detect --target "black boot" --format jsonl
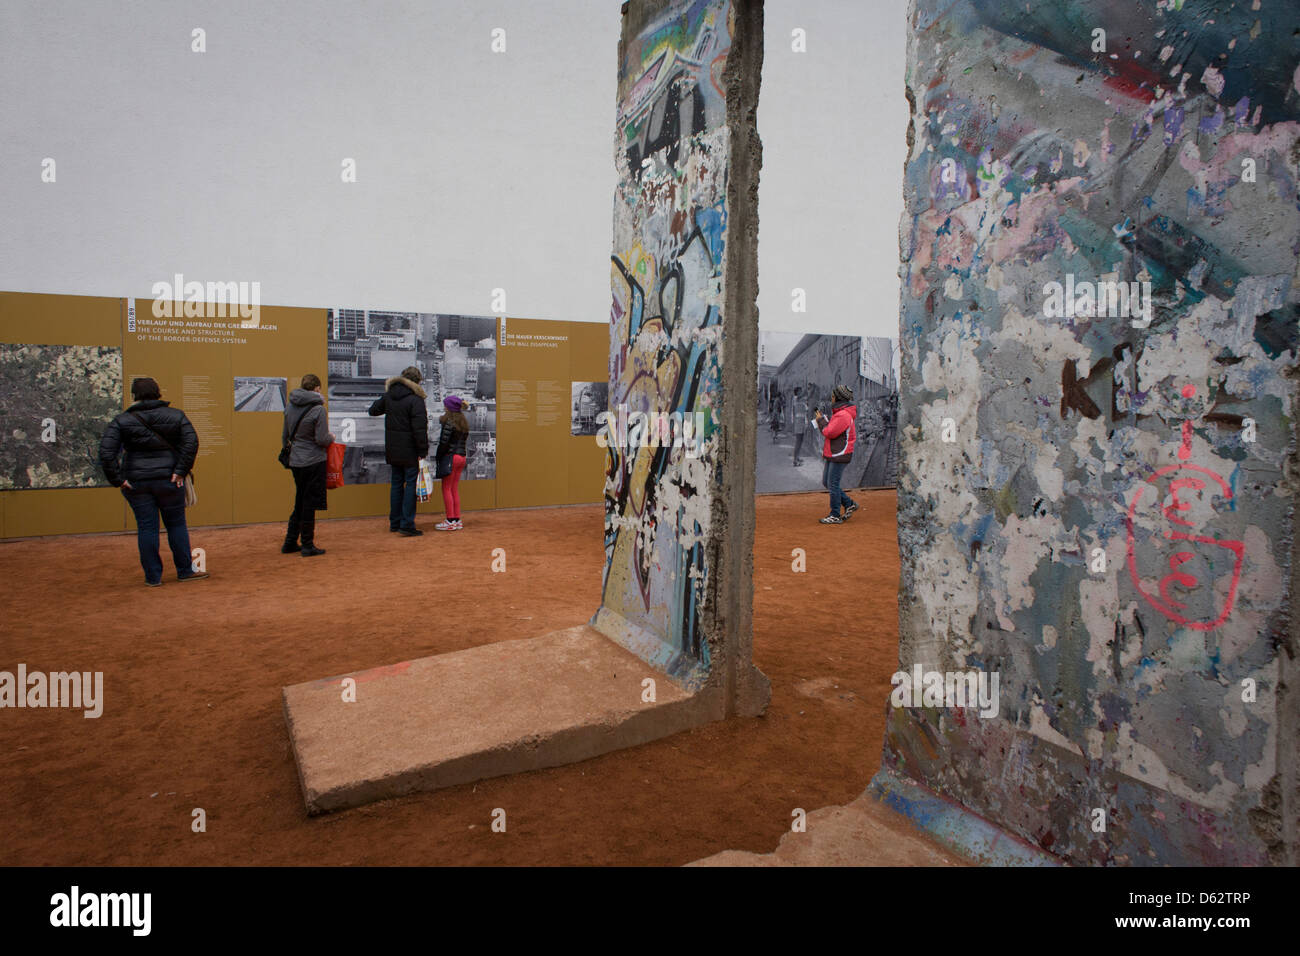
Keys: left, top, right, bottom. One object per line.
{"left": 284, "top": 511, "right": 300, "bottom": 553}
{"left": 300, "top": 511, "right": 323, "bottom": 556}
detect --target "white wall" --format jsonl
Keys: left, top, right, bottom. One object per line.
{"left": 0, "top": 0, "right": 906, "bottom": 341}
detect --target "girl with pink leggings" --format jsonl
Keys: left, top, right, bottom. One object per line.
{"left": 435, "top": 395, "right": 470, "bottom": 531}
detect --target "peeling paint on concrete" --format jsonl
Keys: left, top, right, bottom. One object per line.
{"left": 890, "top": 0, "right": 1298, "bottom": 865}
{"left": 595, "top": 0, "right": 769, "bottom": 717}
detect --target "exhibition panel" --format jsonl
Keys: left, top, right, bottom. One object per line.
{"left": 0, "top": 291, "right": 614, "bottom": 538}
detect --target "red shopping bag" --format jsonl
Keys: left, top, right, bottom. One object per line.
{"left": 326, "top": 442, "right": 346, "bottom": 489}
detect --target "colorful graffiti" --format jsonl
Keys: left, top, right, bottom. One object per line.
{"left": 891, "top": 0, "right": 1298, "bottom": 865}
{"left": 594, "top": 0, "right": 735, "bottom": 689}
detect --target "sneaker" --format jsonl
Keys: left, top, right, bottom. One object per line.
{"left": 178, "top": 571, "right": 210, "bottom": 581}
{"left": 389, "top": 526, "right": 400, "bottom": 533}
{"left": 301, "top": 545, "right": 327, "bottom": 557}
{"left": 819, "top": 514, "right": 843, "bottom": 524}
{"left": 145, "top": 579, "right": 163, "bottom": 588}
{"left": 842, "top": 501, "right": 859, "bottom": 519}
{"left": 435, "top": 520, "right": 455, "bottom": 531}
{"left": 398, "top": 528, "right": 423, "bottom": 537}
{"left": 450, "top": 520, "right": 462, "bottom": 531}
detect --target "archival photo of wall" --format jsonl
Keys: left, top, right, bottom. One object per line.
{"left": 461, "top": 399, "right": 497, "bottom": 480}
{"left": 0, "top": 343, "right": 122, "bottom": 489}
{"left": 233, "top": 376, "right": 287, "bottom": 412}
{"left": 571, "top": 381, "right": 608, "bottom": 436}
{"left": 326, "top": 309, "right": 498, "bottom": 484}
{"left": 756, "top": 332, "right": 899, "bottom": 494}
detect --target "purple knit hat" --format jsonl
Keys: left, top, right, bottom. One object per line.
{"left": 443, "top": 395, "right": 464, "bottom": 411}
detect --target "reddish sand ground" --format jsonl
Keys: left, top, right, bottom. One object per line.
{"left": 0, "top": 491, "right": 901, "bottom": 866}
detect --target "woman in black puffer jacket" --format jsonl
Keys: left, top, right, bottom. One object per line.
{"left": 98, "top": 377, "right": 207, "bottom": 586}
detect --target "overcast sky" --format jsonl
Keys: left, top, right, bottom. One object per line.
{"left": 0, "top": 0, "right": 907, "bottom": 341}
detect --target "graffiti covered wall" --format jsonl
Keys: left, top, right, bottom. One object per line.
{"left": 595, "top": 0, "right": 768, "bottom": 715}
{"left": 890, "top": 0, "right": 1298, "bottom": 864}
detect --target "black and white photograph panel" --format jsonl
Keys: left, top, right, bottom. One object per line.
{"left": 571, "top": 381, "right": 608, "bottom": 436}
{"left": 756, "top": 332, "right": 899, "bottom": 495}
{"left": 326, "top": 310, "right": 498, "bottom": 483}
{"left": 233, "top": 376, "right": 287, "bottom": 413}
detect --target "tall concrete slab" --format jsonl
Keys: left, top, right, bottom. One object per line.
{"left": 890, "top": 0, "right": 1298, "bottom": 865}
{"left": 594, "top": 0, "right": 770, "bottom": 717}
{"left": 283, "top": 0, "right": 769, "bottom": 813}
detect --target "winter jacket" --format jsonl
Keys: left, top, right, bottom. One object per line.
{"left": 283, "top": 388, "right": 332, "bottom": 467}
{"left": 435, "top": 415, "right": 469, "bottom": 458}
{"left": 820, "top": 402, "right": 857, "bottom": 463}
{"left": 99, "top": 400, "right": 199, "bottom": 486}
{"left": 368, "top": 376, "right": 429, "bottom": 467}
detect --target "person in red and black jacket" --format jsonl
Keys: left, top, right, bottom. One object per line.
{"left": 814, "top": 384, "right": 859, "bottom": 524}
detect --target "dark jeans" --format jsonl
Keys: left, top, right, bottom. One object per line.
{"left": 287, "top": 461, "right": 327, "bottom": 547}
{"left": 122, "top": 479, "right": 193, "bottom": 583}
{"left": 390, "top": 464, "right": 419, "bottom": 531}
{"left": 822, "top": 459, "right": 856, "bottom": 517}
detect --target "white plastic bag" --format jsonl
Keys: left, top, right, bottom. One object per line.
{"left": 415, "top": 460, "right": 434, "bottom": 502}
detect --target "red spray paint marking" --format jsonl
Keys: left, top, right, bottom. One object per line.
{"left": 1125, "top": 465, "right": 1245, "bottom": 630}
{"left": 1124, "top": 384, "right": 1245, "bottom": 630}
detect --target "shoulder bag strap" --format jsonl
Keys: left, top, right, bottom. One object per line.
{"left": 285, "top": 404, "right": 312, "bottom": 447}
{"left": 130, "top": 411, "right": 188, "bottom": 475}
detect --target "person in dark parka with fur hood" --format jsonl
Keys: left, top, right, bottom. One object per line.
{"left": 99, "top": 376, "right": 206, "bottom": 586}
{"left": 368, "top": 365, "right": 429, "bottom": 536}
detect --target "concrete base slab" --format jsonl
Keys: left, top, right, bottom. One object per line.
{"left": 283, "top": 625, "right": 718, "bottom": 814}
{"left": 688, "top": 768, "right": 1068, "bottom": 866}
{"left": 686, "top": 786, "right": 974, "bottom": 867}
{"left": 866, "top": 767, "right": 1062, "bottom": 866}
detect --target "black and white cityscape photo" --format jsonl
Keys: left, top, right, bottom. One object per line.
{"left": 326, "top": 310, "right": 497, "bottom": 483}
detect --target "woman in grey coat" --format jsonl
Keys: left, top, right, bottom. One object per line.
{"left": 282, "top": 373, "right": 335, "bottom": 556}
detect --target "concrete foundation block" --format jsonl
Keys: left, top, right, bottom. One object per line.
{"left": 283, "top": 625, "right": 716, "bottom": 815}
{"left": 688, "top": 781, "right": 975, "bottom": 866}
{"left": 867, "top": 768, "right": 1061, "bottom": 867}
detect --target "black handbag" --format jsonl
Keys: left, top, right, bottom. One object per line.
{"left": 434, "top": 452, "right": 454, "bottom": 479}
